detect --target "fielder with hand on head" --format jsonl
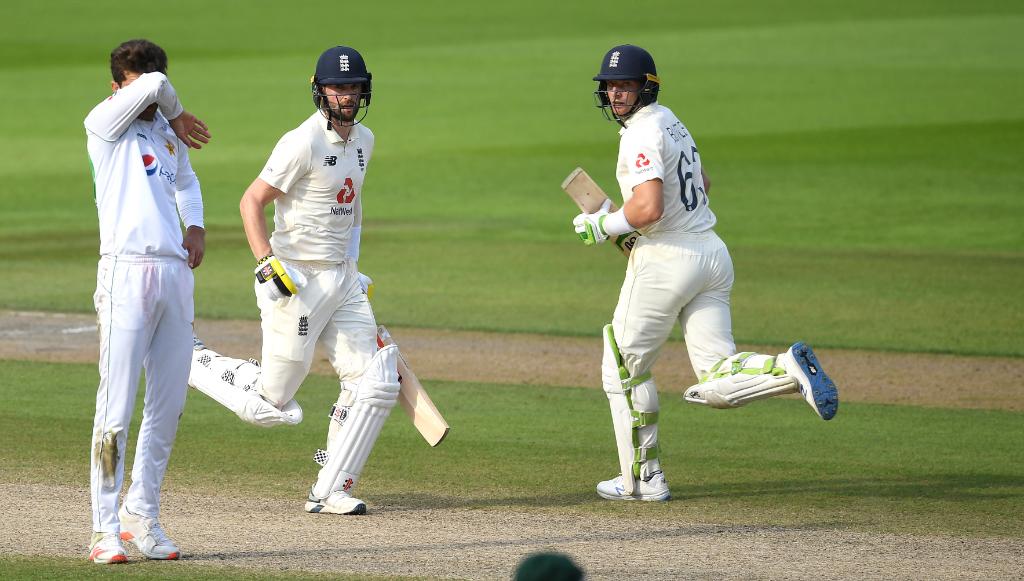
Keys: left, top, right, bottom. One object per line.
{"left": 574, "top": 45, "right": 840, "bottom": 502}
{"left": 190, "top": 46, "right": 393, "bottom": 516}
{"left": 84, "top": 38, "right": 211, "bottom": 564}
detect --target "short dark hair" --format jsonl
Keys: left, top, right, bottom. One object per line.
{"left": 110, "top": 39, "right": 167, "bottom": 84}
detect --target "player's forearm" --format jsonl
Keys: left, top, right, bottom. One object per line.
{"left": 240, "top": 195, "right": 272, "bottom": 258}
{"left": 84, "top": 72, "right": 182, "bottom": 141}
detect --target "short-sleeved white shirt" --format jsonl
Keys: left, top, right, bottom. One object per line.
{"left": 260, "top": 112, "right": 373, "bottom": 263}
{"left": 616, "top": 103, "right": 716, "bottom": 236}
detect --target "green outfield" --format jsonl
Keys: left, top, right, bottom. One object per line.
{"left": 1, "top": 0, "right": 1022, "bottom": 577}
{"left": 1, "top": 0, "right": 1022, "bottom": 355}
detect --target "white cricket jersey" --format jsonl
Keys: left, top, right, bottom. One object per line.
{"left": 616, "top": 103, "right": 716, "bottom": 236}
{"left": 260, "top": 113, "right": 374, "bottom": 263}
{"left": 85, "top": 72, "right": 202, "bottom": 259}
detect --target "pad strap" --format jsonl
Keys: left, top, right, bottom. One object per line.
{"left": 702, "top": 353, "right": 786, "bottom": 383}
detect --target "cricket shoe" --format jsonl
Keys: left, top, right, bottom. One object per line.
{"left": 192, "top": 334, "right": 206, "bottom": 351}
{"left": 88, "top": 532, "right": 127, "bottom": 564}
{"left": 779, "top": 342, "right": 839, "bottom": 421}
{"left": 305, "top": 489, "right": 367, "bottom": 515}
{"left": 118, "top": 505, "right": 181, "bottom": 560}
{"left": 596, "top": 472, "right": 671, "bottom": 501}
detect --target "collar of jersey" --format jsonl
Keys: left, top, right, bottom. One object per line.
{"left": 618, "top": 102, "right": 658, "bottom": 134}
{"left": 322, "top": 121, "right": 360, "bottom": 144}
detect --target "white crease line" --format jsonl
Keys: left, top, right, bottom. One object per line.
{"left": 61, "top": 326, "right": 97, "bottom": 335}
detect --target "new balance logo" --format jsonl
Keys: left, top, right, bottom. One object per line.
{"left": 323, "top": 155, "right": 337, "bottom": 166}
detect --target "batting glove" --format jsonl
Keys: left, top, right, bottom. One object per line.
{"left": 573, "top": 199, "right": 613, "bottom": 245}
{"left": 255, "top": 255, "right": 307, "bottom": 301}
{"left": 357, "top": 272, "right": 375, "bottom": 301}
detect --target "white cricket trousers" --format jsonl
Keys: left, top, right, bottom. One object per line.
{"left": 613, "top": 229, "right": 737, "bottom": 380}
{"left": 91, "top": 255, "right": 193, "bottom": 533}
{"left": 256, "top": 259, "right": 377, "bottom": 407}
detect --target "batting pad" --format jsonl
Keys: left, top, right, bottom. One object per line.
{"left": 601, "top": 325, "right": 661, "bottom": 495}
{"left": 311, "top": 344, "right": 400, "bottom": 499}
{"left": 189, "top": 348, "right": 302, "bottom": 427}
{"left": 684, "top": 352, "right": 798, "bottom": 408}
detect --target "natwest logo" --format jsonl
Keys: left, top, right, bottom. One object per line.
{"left": 336, "top": 177, "right": 357, "bottom": 204}
{"left": 635, "top": 153, "right": 650, "bottom": 169}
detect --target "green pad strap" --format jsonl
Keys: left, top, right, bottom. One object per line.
{"left": 631, "top": 410, "right": 659, "bottom": 428}
{"left": 702, "top": 353, "right": 787, "bottom": 381}
{"left": 632, "top": 444, "right": 660, "bottom": 478}
{"left": 730, "top": 352, "right": 756, "bottom": 374}
{"left": 623, "top": 372, "right": 652, "bottom": 389}
{"left": 603, "top": 325, "right": 629, "bottom": 381}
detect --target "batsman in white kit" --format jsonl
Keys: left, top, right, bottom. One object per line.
{"left": 572, "top": 45, "right": 840, "bottom": 502}
{"left": 85, "top": 39, "right": 211, "bottom": 563}
{"left": 189, "top": 46, "right": 393, "bottom": 516}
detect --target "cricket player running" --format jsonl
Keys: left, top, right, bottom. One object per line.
{"left": 85, "top": 39, "right": 211, "bottom": 563}
{"left": 190, "top": 46, "right": 395, "bottom": 516}
{"left": 573, "top": 45, "right": 839, "bottom": 502}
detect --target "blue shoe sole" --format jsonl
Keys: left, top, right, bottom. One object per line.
{"left": 792, "top": 342, "right": 839, "bottom": 420}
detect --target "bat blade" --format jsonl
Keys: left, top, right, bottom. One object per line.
{"left": 561, "top": 167, "right": 639, "bottom": 256}
{"left": 377, "top": 326, "right": 450, "bottom": 447}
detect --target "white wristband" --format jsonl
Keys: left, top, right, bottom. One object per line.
{"left": 601, "top": 210, "right": 634, "bottom": 237}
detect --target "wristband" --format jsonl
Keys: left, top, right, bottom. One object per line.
{"left": 600, "top": 210, "right": 635, "bottom": 237}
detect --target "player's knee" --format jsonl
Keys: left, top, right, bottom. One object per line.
{"left": 352, "top": 344, "right": 400, "bottom": 408}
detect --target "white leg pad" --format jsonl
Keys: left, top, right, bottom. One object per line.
{"left": 311, "top": 344, "right": 400, "bottom": 499}
{"left": 189, "top": 348, "right": 302, "bottom": 427}
{"left": 684, "top": 352, "right": 798, "bottom": 409}
{"left": 602, "top": 325, "right": 661, "bottom": 495}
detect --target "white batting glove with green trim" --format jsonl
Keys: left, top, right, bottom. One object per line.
{"left": 572, "top": 199, "right": 613, "bottom": 246}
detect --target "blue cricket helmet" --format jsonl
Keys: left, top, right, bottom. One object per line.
{"left": 593, "top": 44, "right": 660, "bottom": 123}
{"left": 311, "top": 45, "right": 372, "bottom": 125}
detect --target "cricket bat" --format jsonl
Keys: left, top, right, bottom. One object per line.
{"left": 377, "top": 325, "right": 450, "bottom": 447}
{"left": 560, "top": 167, "right": 640, "bottom": 257}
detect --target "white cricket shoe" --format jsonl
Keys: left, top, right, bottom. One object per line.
{"left": 88, "top": 532, "right": 127, "bottom": 564}
{"left": 118, "top": 505, "right": 181, "bottom": 560}
{"left": 596, "top": 472, "right": 671, "bottom": 501}
{"left": 305, "top": 489, "right": 367, "bottom": 515}
{"left": 779, "top": 342, "right": 839, "bottom": 421}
